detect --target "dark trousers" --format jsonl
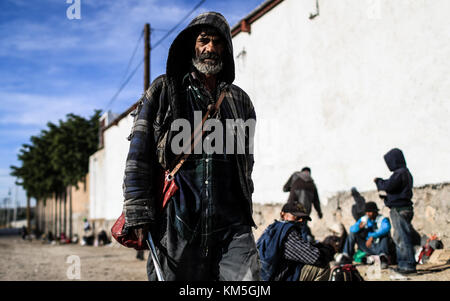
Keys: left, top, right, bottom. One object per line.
{"left": 147, "top": 225, "right": 261, "bottom": 281}
{"left": 390, "top": 208, "right": 417, "bottom": 271}
{"left": 343, "top": 231, "right": 389, "bottom": 257}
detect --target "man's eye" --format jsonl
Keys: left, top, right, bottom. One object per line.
{"left": 199, "top": 38, "right": 210, "bottom": 44}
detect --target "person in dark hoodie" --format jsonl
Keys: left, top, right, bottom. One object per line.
{"left": 351, "top": 187, "right": 366, "bottom": 222}
{"left": 283, "top": 167, "right": 323, "bottom": 219}
{"left": 374, "top": 148, "right": 417, "bottom": 274}
{"left": 121, "top": 12, "right": 259, "bottom": 281}
{"left": 283, "top": 167, "right": 322, "bottom": 243}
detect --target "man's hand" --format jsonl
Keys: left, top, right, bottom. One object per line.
{"left": 366, "top": 236, "right": 374, "bottom": 248}
{"left": 359, "top": 221, "right": 366, "bottom": 229}
{"left": 133, "top": 224, "right": 150, "bottom": 242}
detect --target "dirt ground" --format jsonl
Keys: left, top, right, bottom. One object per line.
{"left": 1, "top": 234, "right": 449, "bottom": 281}
{"left": 0, "top": 235, "right": 148, "bottom": 281}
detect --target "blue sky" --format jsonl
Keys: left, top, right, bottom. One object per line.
{"left": 0, "top": 0, "right": 265, "bottom": 207}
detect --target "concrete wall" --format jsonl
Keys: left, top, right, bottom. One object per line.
{"left": 89, "top": 114, "right": 134, "bottom": 221}
{"left": 232, "top": 0, "right": 450, "bottom": 204}
{"left": 252, "top": 182, "right": 450, "bottom": 247}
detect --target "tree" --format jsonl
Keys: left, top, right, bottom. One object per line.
{"left": 10, "top": 110, "right": 101, "bottom": 236}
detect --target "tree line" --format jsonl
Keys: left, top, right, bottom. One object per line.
{"left": 10, "top": 111, "right": 101, "bottom": 237}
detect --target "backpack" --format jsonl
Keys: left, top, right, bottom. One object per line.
{"left": 329, "top": 264, "right": 365, "bottom": 281}
{"left": 257, "top": 221, "right": 297, "bottom": 281}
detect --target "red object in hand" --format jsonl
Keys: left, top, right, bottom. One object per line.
{"left": 111, "top": 213, "right": 148, "bottom": 250}
{"left": 111, "top": 170, "right": 179, "bottom": 250}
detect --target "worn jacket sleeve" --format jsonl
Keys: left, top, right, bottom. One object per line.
{"left": 122, "top": 77, "right": 164, "bottom": 228}
{"left": 246, "top": 99, "right": 256, "bottom": 194}
{"left": 284, "top": 229, "right": 321, "bottom": 265}
{"left": 350, "top": 218, "right": 363, "bottom": 233}
{"left": 368, "top": 218, "right": 391, "bottom": 239}
{"left": 312, "top": 186, "right": 322, "bottom": 216}
{"left": 375, "top": 172, "right": 402, "bottom": 193}
{"left": 283, "top": 174, "right": 295, "bottom": 192}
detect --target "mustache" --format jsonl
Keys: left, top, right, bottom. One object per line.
{"left": 197, "top": 52, "right": 221, "bottom": 61}
{"left": 192, "top": 52, "right": 223, "bottom": 75}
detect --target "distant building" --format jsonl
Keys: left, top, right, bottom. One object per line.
{"left": 89, "top": 109, "right": 135, "bottom": 231}
{"left": 37, "top": 175, "right": 89, "bottom": 240}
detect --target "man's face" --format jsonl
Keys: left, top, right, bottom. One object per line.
{"left": 280, "top": 212, "right": 304, "bottom": 223}
{"left": 192, "top": 31, "right": 224, "bottom": 75}
{"left": 301, "top": 170, "right": 310, "bottom": 177}
{"left": 366, "top": 211, "right": 377, "bottom": 220}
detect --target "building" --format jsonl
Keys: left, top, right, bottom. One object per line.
{"left": 36, "top": 175, "right": 89, "bottom": 240}
{"left": 87, "top": 0, "right": 450, "bottom": 231}
{"left": 231, "top": 0, "right": 450, "bottom": 206}
{"left": 89, "top": 109, "right": 135, "bottom": 231}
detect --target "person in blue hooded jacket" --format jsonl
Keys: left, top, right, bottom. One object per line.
{"left": 339, "top": 202, "right": 391, "bottom": 269}
{"left": 374, "top": 148, "right": 418, "bottom": 274}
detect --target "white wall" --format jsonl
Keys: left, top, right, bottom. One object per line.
{"left": 232, "top": 0, "right": 450, "bottom": 204}
{"left": 89, "top": 115, "right": 134, "bottom": 220}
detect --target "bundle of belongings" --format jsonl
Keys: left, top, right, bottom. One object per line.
{"left": 415, "top": 234, "right": 444, "bottom": 264}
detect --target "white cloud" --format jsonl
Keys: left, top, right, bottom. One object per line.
{"left": 0, "top": 90, "right": 115, "bottom": 127}
{"left": 0, "top": 0, "right": 196, "bottom": 65}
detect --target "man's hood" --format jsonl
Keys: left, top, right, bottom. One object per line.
{"left": 383, "top": 148, "right": 407, "bottom": 171}
{"left": 166, "top": 12, "right": 235, "bottom": 85}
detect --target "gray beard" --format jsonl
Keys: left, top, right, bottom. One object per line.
{"left": 192, "top": 57, "right": 223, "bottom": 75}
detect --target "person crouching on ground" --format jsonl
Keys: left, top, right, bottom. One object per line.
{"left": 339, "top": 202, "right": 391, "bottom": 269}
{"left": 257, "top": 202, "right": 335, "bottom": 281}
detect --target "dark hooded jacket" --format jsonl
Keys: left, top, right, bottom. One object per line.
{"left": 375, "top": 148, "right": 413, "bottom": 208}
{"left": 283, "top": 171, "right": 322, "bottom": 217}
{"left": 351, "top": 187, "right": 366, "bottom": 221}
{"left": 122, "top": 12, "right": 256, "bottom": 229}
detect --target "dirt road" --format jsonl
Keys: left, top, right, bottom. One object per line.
{"left": 0, "top": 236, "right": 148, "bottom": 281}
{"left": 0, "top": 235, "right": 448, "bottom": 281}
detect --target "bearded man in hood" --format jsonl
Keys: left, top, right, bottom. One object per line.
{"left": 121, "top": 12, "right": 260, "bottom": 281}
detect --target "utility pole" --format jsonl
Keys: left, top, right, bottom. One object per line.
{"left": 7, "top": 189, "right": 11, "bottom": 228}
{"left": 69, "top": 186, "right": 72, "bottom": 240}
{"left": 144, "top": 23, "right": 151, "bottom": 91}
{"left": 26, "top": 195, "right": 30, "bottom": 234}
{"left": 2, "top": 197, "right": 6, "bottom": 227}
{"left": 13, "top": 186, "right": 17, "bottom": 225}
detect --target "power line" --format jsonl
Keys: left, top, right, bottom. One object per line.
{"left": 151, "top": 28, "right": 170, "bottom": 32}
{"left": 103, "top": 58, "right": 144, "bottom": 113}
{"left": 103, "top": 30, "right": 144, "bottom": 113}
{"left": 118, "top": 29, "right": 144, "bottom": 87}
{"left": 103, "top": 0, "right": 206, "bottom": 112}
{"left": 151, "top": 0, "right": 206, "bottom": 50}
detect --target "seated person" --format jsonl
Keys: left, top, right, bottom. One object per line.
{"left": 257, "top": 202, "right": 335, "bottom": 281}
{"left": 97, "top": 229, "right": 111, "bottom": 246}
{"left": 339, "top": 202, "right": 391, "bottom": 269}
